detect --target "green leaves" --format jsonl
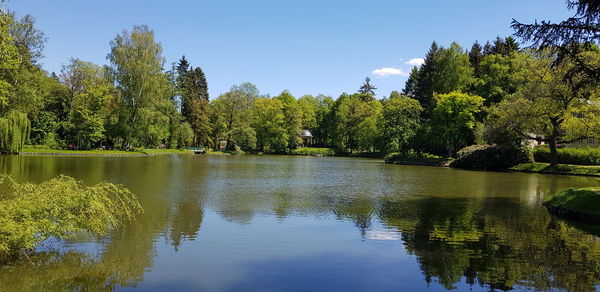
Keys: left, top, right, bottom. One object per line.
{"left": 432, "top": 92, "right": 484, "bottom": 155}
{"left": 0, "top": 175, "right": 142, "bottom": 263}
{"left": 107, "top": 25, "right": 173, "bottom": 148}
{"left": 379, "top": 95, "right": 422, "bottom": 153}
{"left": 0, "top": 110, "right": 30, "bottom": 153}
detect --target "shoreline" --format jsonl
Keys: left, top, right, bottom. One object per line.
{"left": 9, "top": 151, "right": 600, "bottom": 179}
{"left": 16, "top": 149, "right": 195, "bottom": 157}
{"left": 543, "top": 188, "right": 600, "bottom": 224}
{"left": 18, "top": 151, "right": 147, "bottom": 157}
{"left": 544, "top": 204, "right": 600, "bottom": 224}
{"left": 387, "top": 158, "right": 600, "bottom": 178}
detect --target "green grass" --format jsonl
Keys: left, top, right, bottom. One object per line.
{"left": 20, "top": 148, "right": 194, "bottom": 156}
{"left": 205, "top": 150, "right": 237, "bottom": 155}
{"left": 141, "top": 149, "right": 192, "bottom": 155}
{"left": 289, "top": 147, "right": 335, "bottom": 156}
{"left": 545, "top": 188, "right": 600, "bottom": 216}
{"left": 510, "top": 162, "right": 600, "bottom": 177}
{"left": 20, "top": 148, "right": 143, "bottom": 155}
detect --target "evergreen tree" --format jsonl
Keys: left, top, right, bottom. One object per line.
{"left": 176, "top": 55, "right": 189, "bottom": 77}
{"left": 512, "top": 0, "right": 600, "bottom": 80}
{"left": 468, "top": 42, "right": 483, "bottom": 77}
{"left": 402, "top": 67, "right": 419, "bottom": 97}
{"left": 483, "top": 41, "right": 494, "bottom": 56}
{"left": 413, "top": 41, "right": 440, "bottom": 117}
{"left": 358, "top": 77, "right": 377, "bottom": 100}
{"left": 176, "top": 56, "right": 211, "bottom": 146}
{"left": 492, "top": 36, "right": 507, "bottom": 56}
{"left": 504, "top": 36, "right": 520, "bottom": 53}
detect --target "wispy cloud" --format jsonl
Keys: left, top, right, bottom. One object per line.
{"left": 372, "top": 67, "right": 408, "bottom": 77}
{"left": 404, "top": 58, "right": 425, "bottom": 66}
{"left": 366, "top": 230, "right": 401, "bottom": 241}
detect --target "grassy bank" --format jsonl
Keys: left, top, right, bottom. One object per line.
{"left": 19, "top": 148, "right": 193, "bottom": 156}
{"left": 20, "top": 148, "right": 144, "bottom": 156}
{"left": 289, "top": 148, "right": 336, "bottom": 156}
{"left": 141, "top": 149, "right": 192, "bottom": 155}
{"left": 510, "top": 163, "right": 600, "bottom": 177}
{"left": 544, "top": 188, "right": 600, "bottom": 223}
{"left": 385, "top": 152, "right": 451, "bottom": 166}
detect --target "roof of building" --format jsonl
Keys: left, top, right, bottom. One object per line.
{"left": 301, "top": 130, "right": 313, "bottom": 138}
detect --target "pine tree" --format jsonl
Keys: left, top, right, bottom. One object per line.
{"left": 402, "top": 66, "right": 419, "bottom": 97}
{"left": 469, "top": 41, "right": 483, "bottom": 77}
{"left": 483, "top": 41, "right": 494, "bottom": 55}
{"left": 504, "top": 36, "right": 520, "bottom": 54}
{"left": 492, "top": 36, "right": 507, "bottom": 55}
{"left": 413, "top": 41, "right": 440, "bottom": 117}
{"left": 512, "top": 0, "right": 599, "bottom": 79}
{"left": 358, "top": 77, "right": 377, "bottom": 101}
{"left": 176, "top": 55, "right": 189, "bottom": 78}
{"left": 176, "top": 55, "right": 212, "bottom": 146}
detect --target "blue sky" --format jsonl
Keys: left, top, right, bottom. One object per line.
{"left": 9, "top": 0, "right": 572, "bottom": 99}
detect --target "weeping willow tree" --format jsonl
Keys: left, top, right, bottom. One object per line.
{"left": 0, "top": 175, "right": 143, "bottom": 263}
{"left": 0, "top": 111, "right": 30, "bottom": 153}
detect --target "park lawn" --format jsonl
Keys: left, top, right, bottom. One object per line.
{"left": 510, "top": 163, "right": 600, "bottom": 177}
{"left": 20, "top": 148, "right": 193, "bottom": 156}
{"left": 20, "top": 148, "right": 143, "bottom": 155}
{"left": 289, "top": 147, "right": 335, "bottom": 156}
{"left": 142, "top": 149, "right": 192, "bottom": 155}
{"left": 545, "top": 188, "right": 600, "bottom": 216}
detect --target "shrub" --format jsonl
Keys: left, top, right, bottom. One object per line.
{"left": 384, "top": 151, "right": 447, "bottom": 166}
{"left": 289, "top": 147, "right": 335, "bottom": 156}
{"left": 534, "top": 146, "right": 600, "bottom": 165}
{"left": 451, "top": 144, "right": 532, "bottom": 170}
{"left": 0, "top": 175, "right": 142, "bottom": 263}
{"left": 23, "top": 144, "right": 51, "bottom": 150}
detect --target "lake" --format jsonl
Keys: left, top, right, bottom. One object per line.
{"left": 1, "top": 154, "right": 599, "bottom": 291}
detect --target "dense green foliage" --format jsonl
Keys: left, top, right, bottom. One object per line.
{"left": 534, "top": 146, "right": 600, "bottom": 165}
{"left": 378, "top": 93, "right": 422, "bottom": 154}
{"left": 0, "top": 111, "right": 29, "bottom": 153}
{"left": 0, "top": 175, "right": 142, "bottom": 263}
{"left": 432, "top": 92, "right": 484, "bottom": 155}
{"left": 545, "top": 188, "right": 600, "bottom": 216}
{"left": 0, "top": 0, "right": 597, "bottom": 164}
{"left": 451, "top": 144, "right": 532, "bottom": 170}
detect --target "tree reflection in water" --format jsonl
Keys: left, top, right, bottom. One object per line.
{"left": 1, "top": 155, "right": 600, "bottom": 291}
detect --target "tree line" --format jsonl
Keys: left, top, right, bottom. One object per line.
{"left": 0, "top": 1, "right": 598, "bottom": 165}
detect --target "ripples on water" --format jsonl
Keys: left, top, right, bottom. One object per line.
{"left": 1, "top": 154, "right": 600, "bottom": 291}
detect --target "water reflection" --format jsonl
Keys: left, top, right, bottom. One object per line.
{"left": 0, "top": 155, "right": 599, "bottom": 291}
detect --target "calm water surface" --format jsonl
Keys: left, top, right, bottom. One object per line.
{"left": 1, "top": 155, "right": 600, "bottom": 291}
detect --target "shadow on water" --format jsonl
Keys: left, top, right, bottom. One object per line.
{"left": 0, "top": 155, "right": 600, "bottom": 291}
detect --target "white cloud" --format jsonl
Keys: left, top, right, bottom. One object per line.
{"left": 372, "top": 67, "right": 408, "bottom": 77}
{"left": 404, "top": 58, "right": 425, "bottom": 66}
{"left": 366, "top": 230, "right": 401, "bottom": 241}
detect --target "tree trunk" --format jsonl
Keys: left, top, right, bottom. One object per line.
{"left": 548, "top": 136, "right": 559, "bottom": 166}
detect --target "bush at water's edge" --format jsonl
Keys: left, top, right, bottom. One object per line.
{"left": 450, "top": 144, "right": 532, "bottom": 170}
{"left": 534, "top": 146, "right": 600, "bottom": 166}
{"left": 385, "top": 152, "right": 450, "bottom": 166}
